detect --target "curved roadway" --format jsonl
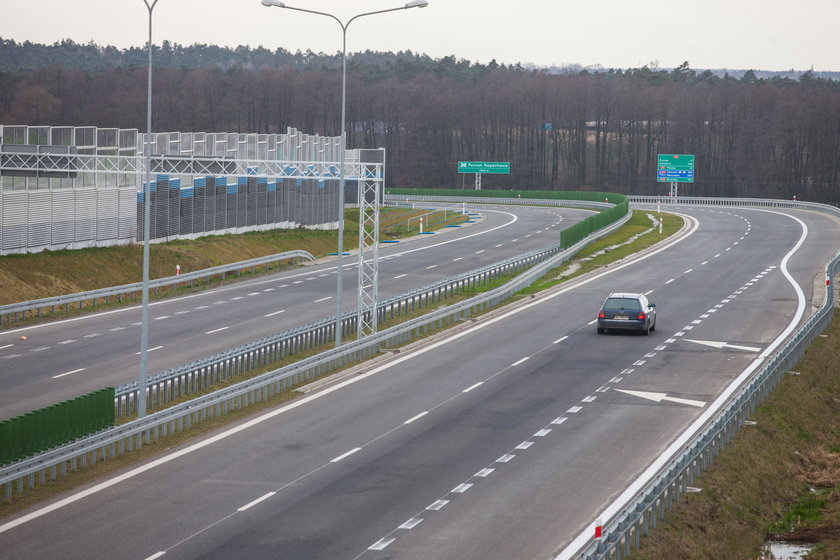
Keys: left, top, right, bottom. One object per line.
{"left": 1, "top": 204, "right": 838, "bottom": 560}
{"left": 0, "top": 204, "right": 588, "bottom": 417}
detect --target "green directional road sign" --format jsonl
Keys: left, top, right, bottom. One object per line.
{"left": 458, "top": 161, "right": 510, "bottom": 174}
{"left": 657, "top": 154, "right": 695, "bottom": 182}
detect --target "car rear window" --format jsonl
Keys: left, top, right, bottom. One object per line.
{"left": 604, "top": 297, "right": 642, "bottom": 310}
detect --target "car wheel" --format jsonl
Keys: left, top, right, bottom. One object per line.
{"left": 643, "top": 323, "right": 650, "bottom": 336}
{"left": 650, "top": 319, "right": 656, "bottom": 332}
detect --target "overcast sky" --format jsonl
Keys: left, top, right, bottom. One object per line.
{"left": 1, "top": 0, "right": 837, "bottom": 72}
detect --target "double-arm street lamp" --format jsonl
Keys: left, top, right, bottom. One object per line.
{"left": 260, "top": 0, "right": 429, "bottom": 347}
{"left": 138, "top": 0, "right": 160, "bottom": 418}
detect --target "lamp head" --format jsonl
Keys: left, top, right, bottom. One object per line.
{"left": 405, "top": 0, "right": 428, "bottom": 7}
{"left": 261, "top": 0, "right": 285, "bottom": 7}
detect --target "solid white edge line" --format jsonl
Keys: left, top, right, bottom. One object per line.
{"left": 237, "top": 491, "right": 277, "bottom": 512}
{"left": 0, "top": 212, "right": 699, "bottom": 536}
{"left": 554, "top": 209, "right": 808, "bottom": 560}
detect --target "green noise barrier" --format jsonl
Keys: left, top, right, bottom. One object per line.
{"left": 0, "top": 387, "right": 115, "bottom": 466}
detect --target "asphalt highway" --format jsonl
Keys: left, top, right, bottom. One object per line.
{"left": 1, "top": 204, "right": 837, "bottom": 560}
{"left": 0, "top": 204, "right": 591, "bottom": 418}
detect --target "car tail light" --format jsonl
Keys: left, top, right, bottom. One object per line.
{"left": 637, "top": 312, "right": 646, "bottom": 320}
{"left": 598, "top": 310, "right": 605, "bottom": 319}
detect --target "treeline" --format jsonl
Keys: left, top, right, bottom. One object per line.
{"left": 1, "top": 38, "right": 839, "bottom": 202}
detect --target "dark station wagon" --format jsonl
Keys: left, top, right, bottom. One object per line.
{"left": 597, "top": 292, "right": 657, "bottom": 335}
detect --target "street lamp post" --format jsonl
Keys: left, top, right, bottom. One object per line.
{"left": 260, "top": 0, "right": 428, "bottom": 347}
{"left": 138, "top": 0, "right": 160, "bottom": 417}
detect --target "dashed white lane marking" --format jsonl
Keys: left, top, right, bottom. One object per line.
{"left": 494, "top": 244, "right": 504, "bottom": 248}
{"left": 512, "top": 356, "right": 530, "bottom": 366}
{"left": 205, "top": 327, "right": 229, "bottom": 334}
{"left": 426, "top": 500, "right": 449, "bottom": 511}
{"left": 534, "top": 429, "right": 552, "bottom": 437}
{"left": 399, "top": 518, "right": 423, "bottom": 530}
{"left": 425, "top": 265, "right": 438, "bottom": 269}
{"left": 145, "top": 553, "right": 166, "bottom": 560}
{"left": 31, "top": 347, "right": 50, "bottom": 352}
{"left": 551, "top": 417, "right": 567, "bottom": 425}
{"left": 394, "top": 274, "right": 407, "bottom": 279}
{"left": 154, "top": 315, "right": 170, "bottom": 320}
{"left": 175, "top": 311, "right": 190, "bottom": 315}
{"left": 368, "top": 538, "right": 395, "bottom": 551}
{"left": 314, "top": 296, "right": 332, "bottom": 303}
{"left": 52, "top": 368, "right": 85, "bottom": 379}
{"left": 58, "top": 340, "right": 76, "bottom": 345}
{"left": 292, "top": 281, "right": 304, "bottom": 284}
{"left": 331, "top": 447, "right": 361, "bottom": 463}
{"left": 237, "top": 492, "right": 276, "bottom": 512}
{"left": 452, "top": 257, "right": 463, "bottom": 262}
{"left": 582, "top": 395, "right": 597, "bottom": 403}
{"left": 404, "top": 411, "right": 429, "bottom": 424}
{"left": 0, "top": 344, "right": 13, "bottom": 350}
{"left": 567, "top": 406, "right": 583, "bottom": 414}
{"left": 516, "top": 441, "right": 534, "bottom": 450}
{"left": 195, "top": 305, "right": 209, "bottom": 310}
{"left": 665, "top": 278, "right": 675, "bottom": 284}
{"left": 496, "top": 454, "right": 515, "bottom": 463}
{"left": 264, "top": 310, "right": 285, "bottom": 317}
{"left": 475, "top": 468, "right": 495, "bottom": 477}
{"left": 463, "top": 382, "right": 483, "bottom": 393}
{"left": 262, "top": 288, "right": 274, "bottom": 292}
{"left": 554, "top": 336, "right": 569, "bottom": 344}
{"left": 475, "top": 250, "right": 485, "bottom": 254}
{"left": 136, "top": 345, "right": 163, "bottom": 355}
{"left": 452, "top": 483, "right": 473, "bottom": 493}
{"left": 230, "top": 297, "right": 244, "bottom": 301}
{"left": 247, "top": 292, "right": 260, "bottom": 297}
{"left": 83, "top": 333, "right": 101, "bottom": 338}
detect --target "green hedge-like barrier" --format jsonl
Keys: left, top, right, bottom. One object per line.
{"left": 0, "top": 387, "right": 115, "bottom": 466}
{"left": 387, "top": 188, "right": 630, "bottom": 249}
{"left": 387, "top": 188, "right": 626, "bottom": 205}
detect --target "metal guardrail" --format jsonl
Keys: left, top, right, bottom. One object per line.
{"left": 112, "top": 242, "right": 564, "bottom": 416}
{"left": 0, "top": 208, "right": 632, "bottom": 499}
{"left": 566, "top": 196, "right": 840, "bottom": 560}
{"left": 0, "top": 250, "right": 315, "bottom": 327}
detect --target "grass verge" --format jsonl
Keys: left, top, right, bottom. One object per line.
{"left": 633, "top": 317, "right": 840, "bottom": 559}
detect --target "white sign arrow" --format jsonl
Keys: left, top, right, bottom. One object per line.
{"left": 615, "top": 389, "right": 706, "bottom": 408}
{"left": 684, "top": 339, "right": 762, "bottom": 353}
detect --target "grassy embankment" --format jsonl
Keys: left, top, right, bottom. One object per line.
{"left": 0, "top": 207, "right": 454, "bottom": 307}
